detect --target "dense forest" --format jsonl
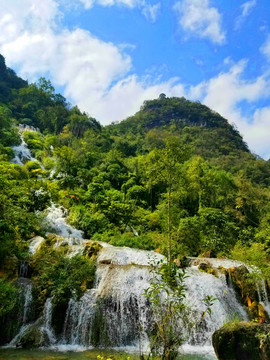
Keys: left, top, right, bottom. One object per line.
{"left": 1, "top": 53, "right": 270, "bottom": 334}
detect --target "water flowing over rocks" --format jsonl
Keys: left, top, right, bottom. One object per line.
{"left": 6, "top": 133, "right": 270, "bottom": 357}
{"left": 11, "top": 125, "right": 38, "bottom": 165}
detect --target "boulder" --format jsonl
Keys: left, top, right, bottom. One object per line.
{"left": 212, "top": 321, "right": 270, "bottom": 360}
{"left": 198, "top": 262, "right": 218, "bottom": 277}
{"left": 17, "top": 322, "right": 50, "bottom": 349}
{"left": 227, "top": 265, "right": 259, "bottom": 319}
{"left": 83, "top": 241, "right": 102, "bottom": 259}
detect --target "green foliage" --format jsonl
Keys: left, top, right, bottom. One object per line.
{"left": 0, "top": 279, "right": 17, "bottom": 317}
{"left": 231, "top": 242, "right": 270, "bottom": 280}
{"left": 107, "top": 233, "right": 158, "bottom": 250}
{"left": 1, "top": 53, "right": 270, "bottom": 281}
{"left": 144, "top": 259, "right": 216, "bottom": 360}
{"left": 144, "top": 259, "right": 190, "bottom": 360}
{"left": 31, "top": 247, "right": 96, "bottom": 312}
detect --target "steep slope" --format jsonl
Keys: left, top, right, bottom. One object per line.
{"left": 107, "top": 96, "right": 249, "bottom": 158}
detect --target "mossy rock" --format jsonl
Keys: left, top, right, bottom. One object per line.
{"left": 199, "top": 250, "right": 214, "bottom": 258}
{"left": 174, "top": 256, "right": 190, "bottom": 268}
{"left": 1, "top": 256, "right": 19, "bottom": 279}
{"left": 213, "top": 321, "right": 270, "bottom": 360}
{"left": 198, "top": 262, "right": 218, "bottom": 277}
{"left": 227, "top": 265, "right": 258, "bottom": 317}
{"left": 83, "top": 242, "right": 102, "bottom": 259}
{"left": 17, "top": 322, "right": 50, "bottom": 349}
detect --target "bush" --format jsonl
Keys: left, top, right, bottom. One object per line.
{"left": 0, "top": 279, "right": 17, "bottom": 317}
{"left": 31, "top": 248, "right": 96, "bottom": 314}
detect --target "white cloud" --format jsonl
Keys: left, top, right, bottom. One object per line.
{"left": 142, "top": 2, "right": 161, "bottom": 23}
{"left": 0, "top": 0, "right": 182, "bottom": 125}
{"left": 235, "top": 0, "right": 256, "bottom": 30}
{"left": 1, "top": 0, "right": 270, "bottom": 158}
{"left": 241, "top": 0, "right": 256, "bottom": 17}
{"left": 189, "top": 60, "right": 270, "bottom": 157}
{"left": 260, "top": 36, "right": 270, "bottom": 62}
{"left": 173, "top": 0, "right": 225, "bottom": 44}
{"left": 79, "top": 0, "right": 160, "bottom": 22}
{"left": 79, "top": 0, "right": 94, "bottom": 9}
{"left": 79, "top": 0, "right": 144, "bottom": 10}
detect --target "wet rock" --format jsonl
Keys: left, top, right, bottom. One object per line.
{"left": 174, "top": 256, "right": 190, "bottom": 268}
{"left": 200, "top": 250, "right": 213, "bottom": 258}
{"left": 227, "top": 265, "right": 259, "bottom": 318}
{"left": 83, "top": 241, "right": 102, "bottom": 259}
{"left": 99, "top": 259, "right": 112, "bottom": 264}
{"left": 198, "top": 262, "right": 218, "bottom": 277}
{"left": 213, "top": 321, "right": 270, "bottom": 360}
{"left": 18, "top": 323, "right": 50, "bottom": 349}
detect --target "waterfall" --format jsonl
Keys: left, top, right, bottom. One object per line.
{"left": 23, "top": 284, "right": 33, "bottom": 324}
{"left": 18, "top": 261, "right": 30, "bottom": 278}
{"left": 257, "top": 280, "right": 270, "bottom": 316}
{"left": 9, "top": 240, "right": 270, "bottom": 356}
{"left": 5, "top": 134, "right": 266, "bottom": 355}
{"left": 11, "top": 133, "right": 36, "bottom": 165}
{"left": 44, "top": 203, "right": 83, "bottom": 240}
{"left": 29, "top": 236, "right": 45, "bottom": 255}
{"left": 41, "top": 298, "right": 57, "bottom": 345}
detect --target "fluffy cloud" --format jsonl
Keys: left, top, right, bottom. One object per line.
{"left": 1, "top": 0, "right": 270, "bottom": 158}
{"left": 241, "top": 0, "right": 257, "bottom": 17}
{"left": 0, "top": 0, "right": 181, "bottom": 124}
{"left": 235, "top": 0, "right": 257, "bottom": 30}
{"left": 173, "top": 0, "right": 225, "bottom": 44}
{"left": 142, "top": 2, "right": 161, "bottom": 23}
{"left": 79, "top": 0, "right": 160, "bottom": 22}
{"left": 80, "top": 0, "right": 142, "bottom": 8}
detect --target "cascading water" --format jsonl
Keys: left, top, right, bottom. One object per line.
{"left": 11, "top": 126, "right": 37, "bottom": 165}
{"left": 6, "top": 129, "right": 269, "bottom": 357}
{"left": 44, "top": 203, "right": 83, "bottom": 240}
{"left": 257, "top": 280, "right": 270, "bottom": 316}
{"left": 41, "top": 298, "right": 57, "bottom": 345}
{"left": 23, "top": 284, "right": 33, "bottom": 324}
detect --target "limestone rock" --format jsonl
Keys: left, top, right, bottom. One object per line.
{"left": 212, "top": 321, "right": 270, "bottom": 360}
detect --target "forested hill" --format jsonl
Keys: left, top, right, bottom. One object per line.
{"left": 107, "top": 96, "right": 250, "bottom": 160}
{"left": 1, "top": 53, "right": 270, "bottom": 272}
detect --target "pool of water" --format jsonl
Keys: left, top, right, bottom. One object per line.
{"left": 0, "top": 349, "right": 216, "bottom": 360}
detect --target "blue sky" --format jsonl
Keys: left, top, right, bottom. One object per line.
{"left": 0, "top": 0, "right": 270, "bottom": 158}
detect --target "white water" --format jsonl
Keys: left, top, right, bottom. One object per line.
{"left": 29, "top": 236, "right": 45, "bottom": 255}
{"left": 11, "top": 127, "right": 36, "bottom": 165}
{"left": 23, "top": 284, "right": 33, "bottom": 324}
{"left": 257, "top": 280, "right": 270, "bottom": 316}
{"left": 41, "top": 298, "right": 57, "bottom": 345}
{"left": 44, "top": 203, "right": 83, "bottom": 239}
{"left": 6, "top": 132, "right": 266, "bottom": 358}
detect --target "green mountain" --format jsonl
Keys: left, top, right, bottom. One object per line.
{"left": 0, "top": 53, "right": 269, "bottom": 266}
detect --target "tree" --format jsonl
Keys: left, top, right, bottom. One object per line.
{"left": 146, "top": 138, "right": 190, "bottom": 269}
{"left": 144, "top": 258, "right": 215, "bottom": 360}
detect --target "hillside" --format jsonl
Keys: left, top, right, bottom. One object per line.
{"left": 1, "top": 56, "right": 270, "bottom": 343}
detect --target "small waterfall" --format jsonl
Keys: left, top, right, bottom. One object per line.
{"left": 11, "top": 134, "right": 36, "bottom": 165}
{"left": 257, "top": 280, "right": 270, "bottom": 316}
{"left": 41, "top": 298, "right": 57, "bottom": 345}
{"left": 61, "top": 247, "right": 160, "bottom": 349}
{"left": 23, "top": 284, "right": 33, "bottom": 324}
{"left": 18, "top": 261, "right": 31, "bottom": 278}
{"left": 29, "top": 236, "right": 45, "bottom": 255}
{"left": 184, "top": 266, "right": 248, "bottom": 346}
{"left": 44, "top": 203, "right": 83, "bottom": 239}
{"left": 8, "top": 244, "right": 254, "bottom": 356}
